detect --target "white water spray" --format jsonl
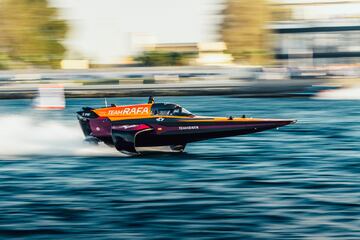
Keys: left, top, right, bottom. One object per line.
{"left": 0, "top": 115, "right": 121, "bottom": 158}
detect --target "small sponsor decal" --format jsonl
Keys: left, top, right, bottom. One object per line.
{"left": 156, "top": 118, "right": 165, "bottom": 122}
{"left": 112, "top": 124, "right": 149, "bottom": 131}
{"left": 179, "top": 126, "right": 199, "bottom": 130}
{"left": 113, "top": 125, "right": 138, "bottom": 130}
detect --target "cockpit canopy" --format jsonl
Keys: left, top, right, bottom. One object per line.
{"left": 151, "top": 103, "right": 194, "bottom": 117}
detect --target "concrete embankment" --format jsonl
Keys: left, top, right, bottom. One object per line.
{"left": 0, "top": 79, "right": 323, "bottom": 99}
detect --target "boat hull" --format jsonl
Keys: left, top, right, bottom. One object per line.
{"left": 78, "top": 112, "right": 294, "bottom": 154}
{"left": 135, "top": 120, "right": 292, "bottom": 147}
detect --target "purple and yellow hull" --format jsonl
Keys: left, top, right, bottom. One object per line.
{"left": 77, "top": 103, "right": 295, "bottom": 155}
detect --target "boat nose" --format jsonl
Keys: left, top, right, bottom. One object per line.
{"left": 270, "top": 119, "right": 296, "bottom": 127}
{"left": 280, "top": 119, "right": 297, "bottom": 126}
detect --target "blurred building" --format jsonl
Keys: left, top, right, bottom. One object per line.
{"left": 60, "top": 60, "right": 89, "bottom": 69}
{"left": 272, "top": 19, "right": 360, "bottom": 66}
{"left": 196, "top": 42, "right": 233, "bottom": 66}
{"left": 149, "top": 43, "right": 198, "bottom": 53}
{"left": 271, "top": 0, "right": 360, "bottom": 67}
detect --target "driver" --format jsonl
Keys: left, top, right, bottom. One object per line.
{"left": 148, "top": 96, "right": 155, "bottom": 104}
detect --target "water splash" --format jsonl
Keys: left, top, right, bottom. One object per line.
{"left": 0, "top": 115, "right": 121, "bottom": 157}
{"left": 314, "top": 86, "right": 360, "bottom": 100}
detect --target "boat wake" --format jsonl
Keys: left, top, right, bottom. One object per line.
{"left": 314, "top": 86, "right": 360, "bottom": 100}
{"left": 0, "top": 115, "right": 122, "bottom": 158}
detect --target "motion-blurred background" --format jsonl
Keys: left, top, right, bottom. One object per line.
{"left": 1, "top": 1, "right": 360, "bottom": 239}
{"left": 0, "top": 0, "right": 359, "bottom": 100}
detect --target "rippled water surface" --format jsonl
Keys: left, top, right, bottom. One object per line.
{"left": 0, "top": 96, "right": 359, "bottom": 239}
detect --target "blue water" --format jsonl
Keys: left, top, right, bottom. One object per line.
{"left": 0, "top": 96, "right": 359, "bottom": 239}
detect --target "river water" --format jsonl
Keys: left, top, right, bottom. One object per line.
{"left": 0, "top": 96, "right": 359, "bottom": 239}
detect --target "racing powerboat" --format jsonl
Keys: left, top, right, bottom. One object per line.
{"left": 77, "top": 97, "right": 296, "bottom": 155}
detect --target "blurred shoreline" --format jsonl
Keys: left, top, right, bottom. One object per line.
{"left": 0, "top": 79, "right": 325, "bottom": 99}
{"left": 0, "top": 66, "right": 336, "bottom": 99}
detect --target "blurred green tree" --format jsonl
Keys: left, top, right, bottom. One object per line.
{"left": 220, "top": 0, "right": 284, "bottom": 65}
{"left": 0, "top": 0, "right": 67, "bottom": 69}
{"left": 134, "top": 51, "right": 195, "bottom": 66}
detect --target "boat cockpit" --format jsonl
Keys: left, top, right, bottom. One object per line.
{"left": 151, "top": 103, "right": 194, "bottom": 117}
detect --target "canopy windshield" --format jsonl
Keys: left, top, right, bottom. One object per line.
{"left": 151, "top": 103, "right": 194, "bottom": 117}
{"left": 171, "top": 107, "right": 193, "bottom": 116}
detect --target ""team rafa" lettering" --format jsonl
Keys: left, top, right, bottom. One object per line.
{"left": 108, "top": 106, "right": 149, "bottom": 116}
